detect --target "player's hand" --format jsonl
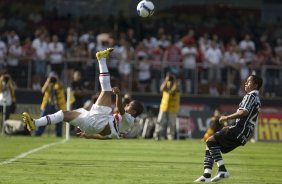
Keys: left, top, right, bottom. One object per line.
{"left": 165, "top": 72, "right": 171, "bottom": 80}
{"left": 112, "top": 87, "right": 120, "bottom": 95}
{"left": 219, "top": 116, "right": 228, "bottom": 123}
{"left": 46, "top": 77, "right": 51, "bottom": 83}
{"left": 77, "top": 131, "right": 86, "bottom": 138}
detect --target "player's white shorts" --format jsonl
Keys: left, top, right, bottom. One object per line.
{"left": 70, "top": 104, "right": 112, "bottom": 134}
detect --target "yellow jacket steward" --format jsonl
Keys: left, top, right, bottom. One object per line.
{"left": 40, "top": 82, "right": 66, "bottom": 111}
{"left": 160, "top": 81, "right": 180, "bottom": 113}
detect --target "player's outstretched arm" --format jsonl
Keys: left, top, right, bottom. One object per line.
{"left": 219, "top": 109, "right": 248, "bottom": 123}
{"left": 112, "top": 87, "right": 125, "bottom": 115}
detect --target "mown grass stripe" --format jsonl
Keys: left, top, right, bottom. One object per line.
{"left": 0, "top": 139, "right": 67, "bottom": 165}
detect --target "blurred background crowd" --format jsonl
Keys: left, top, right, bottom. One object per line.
{"left": 0, "top": 0, "right": 282, "bottom": 97}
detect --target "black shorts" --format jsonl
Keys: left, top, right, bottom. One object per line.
{"left": 214, "top": 127, "right": 242, "bottom": 154}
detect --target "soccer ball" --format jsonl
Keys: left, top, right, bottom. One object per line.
{"left": 137, "top": 0, "right": 154, "bottom": 18}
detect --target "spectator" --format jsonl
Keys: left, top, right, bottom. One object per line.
{"left": 181, "top": 29, "right": 196, "bottom": 46}
{"left": 7, "top": 30, "right": 19, "bottom": 46}
{"left": 65, "top": 28, "right": 79, "bottom": 59}
{"left": 143, "top": 34, "right": 158, "bottom": 50}
{"left": 198, "top": 33, "right": 211, "bottom": 84}
{"left": 126, "top": 28, "right": 138, "bottom": 48}
{"left": 22, "top": 37, "right": 35, "bottom": 88}
{"left": 150, "top": 45, "right": 163, "bottom": 93}
{"left": 238, "top": 51, "right": 251, "bottom": 82}
{"left": 71, "top": 70, "right": 89, "bottom": 110}
{"left": 264, "top": 51, "right": 280, "bottom": 97}
{"left": 198, "top": 33, "right": 211, "bottom": 53}
{"left": 181, "top": 40, "right": 197, "bottom": 94}
{"left": 0, "top": 72, "right": 16, "bottom": 121}
{"left": 32, "top": 32, "right": 49, "bottom": 90}
{"left": 239, "top": 33, "right": 256, "bottom": 64}
{"left": 137, "top": 54, "right": 151, "bottom": 92}
{"left": 222, "top": 43, "right": 240, "bottom": 94}
{"left": 274, "top": 38, "right": 282, "bottom": 61}
{"left": 48, "top": 35, "right": 65, "bottom": 78}
{"left": 7, "top": 39, "right": 23, "bottom": 81}
{"left": 205, "top": 41, "right": 223, "bottom": 95}
{"left": 135, "top": 42, "right": 150, "bottom": 92}
{"left": 118, "top": 38, "right": 133, "bottom": 93}
{"left": 35, "top": 72, "right": 66, "bottom": 137}
{"left": 153, "top": 72, "right": 181, "bottom": 140}
{"left": 158, "top": 33, "right": 171, "bottom": 50}
{"left": 22, "top": 37, "right": 35, "bottom": 58}
{"left": 0, "top": 37, "right": 7, "bottom": 70}
{"left": 163, "top": 37, "right": 182, "bottom": 79}
{"left": 254, "top": 34, "right": 272, "bottom": 76}
{"left": 205, "top": 41, "right": 223, "bottom": 83}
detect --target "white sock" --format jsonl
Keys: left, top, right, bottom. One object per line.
{"left": 216, "top": 160, "right": 224, "bottom": 167}
{"left": 97, "top": 57, "right": 111, "bottom": 91}
{"left": 35, "top": 110, "right": 64, "bottom": 127}
{"left": 204, "top": 168, "right": 212, "bottom": 174}
{"left": 98, "top": 58, "right": 108, "bottom": 73}
{"left": 99, "top": 75, "right": 112, "bottom": 91}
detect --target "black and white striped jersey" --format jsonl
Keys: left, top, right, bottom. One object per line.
{"left": 230, "top": 90, "right": 261, "bottom": 144}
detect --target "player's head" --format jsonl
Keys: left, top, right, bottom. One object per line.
{"left": 244, "top": 75, "right": 263, "bottom": 92}
{"left": 125, "top": 100, "right": 144, "bottom": 118}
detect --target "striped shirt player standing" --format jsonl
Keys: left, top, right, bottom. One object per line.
{"left": 22, "top": 48, "right": 144, "bottom": 140}
{"left": 195, "top": 75, "right": 263, "bottom": 182}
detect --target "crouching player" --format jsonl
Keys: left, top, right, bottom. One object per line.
{"left": 195, "top": 75, "right": 263, "bottom": 182}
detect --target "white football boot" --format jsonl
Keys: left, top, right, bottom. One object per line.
{"left": 211, "top": 171, "right": 230, "bottom": 182}
{"left": 194, "top": 176, "right": 211, "bottom": 182}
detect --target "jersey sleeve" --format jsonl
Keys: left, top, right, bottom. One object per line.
{"left": 239, "top": 94, "right": 255, "bottom": 112}
{"left": 119, "top": 113, "right": 135, "bottom": 133}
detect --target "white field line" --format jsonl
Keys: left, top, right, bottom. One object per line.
{"left": 0, "top": 139, "right": 67, "bottom": 165}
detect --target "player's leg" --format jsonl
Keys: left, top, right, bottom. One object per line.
{"left": 206, "top": 136, "right": 229, "bottom": 182}
{"left": 95, "top": 48, "right": 114, "bottom": 108}
{"left": 35, "top": 105, "right": 57, "bottom": 136}
{"left": 22, "top": 110, "right": 81, "bottom": 132}
{"left": 194, "top": 146, "right": 214, "bottom": 182}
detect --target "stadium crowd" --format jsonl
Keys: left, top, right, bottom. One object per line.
{"left": 0, "top": 2, "right": 282, "bottom": 97}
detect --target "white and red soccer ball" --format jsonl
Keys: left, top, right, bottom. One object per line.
{"left": 137, "top": 0, "right": 155, "bottom": 18}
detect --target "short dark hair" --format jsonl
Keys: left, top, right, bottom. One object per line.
{"left": 131, "top": 100, "right": 144, "bottom": 117}
{"left": 251, "top": 75, "right": 263, "bottom": 90}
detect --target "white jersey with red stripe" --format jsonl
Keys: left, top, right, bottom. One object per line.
{"left": 107, "top": 112, "right": 135, "bottom": 139}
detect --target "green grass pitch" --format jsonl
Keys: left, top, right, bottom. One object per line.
{"left": 0, "top": 136, "right": 281, "bottom": 184}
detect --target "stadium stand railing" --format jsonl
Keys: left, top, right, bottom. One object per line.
{"left": 7, "top": 58, "right": 282, "bottom": 97}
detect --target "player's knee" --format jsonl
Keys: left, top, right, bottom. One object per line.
{"left": 62, "top": 110, "right": 70, "bottom": 115}
{"left": 206, "top": 137, "right": 217, "bottom": 149}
